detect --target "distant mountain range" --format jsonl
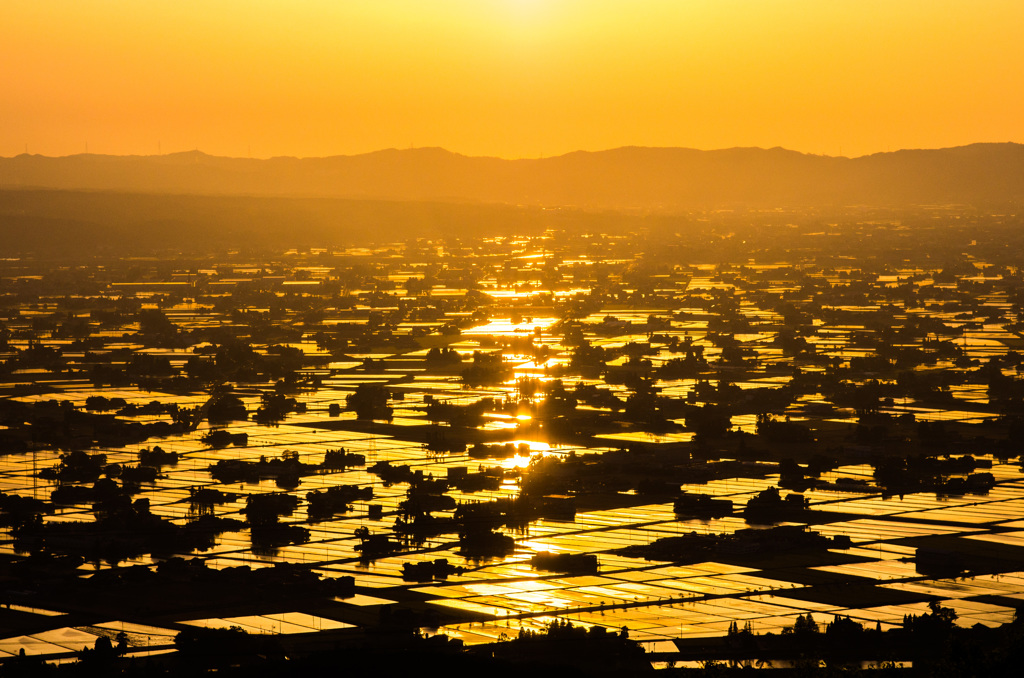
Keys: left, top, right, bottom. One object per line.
{"left": 2, "top": 143, "right": 1023, "bottom": 209}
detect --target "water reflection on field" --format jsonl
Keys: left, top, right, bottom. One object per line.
{"left": 2, "top": 228, "right": 1024, "bottom": 663}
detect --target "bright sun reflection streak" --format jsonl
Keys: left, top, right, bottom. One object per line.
{"left": 462, "top": 317, "right": 558, "bottom": 336}
{"left": 501, "top": 454, "right": 534, "bottom": 470}
{"left": 499, "top": 440, "right": 563, "bottom": 469}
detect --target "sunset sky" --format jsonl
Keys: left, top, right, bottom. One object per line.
{"left": 3, "top": 1, "right": 1022, "bottom": 159}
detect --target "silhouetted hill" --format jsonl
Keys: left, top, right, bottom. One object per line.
{"left": 2, "top": 143, "right": 1022, "bottom": 209}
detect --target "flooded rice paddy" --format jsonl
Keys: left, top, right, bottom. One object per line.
{"left": 2, "top": 224, "right": 1024, "bottom": 664}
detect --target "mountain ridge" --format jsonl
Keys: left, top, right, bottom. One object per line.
{"left": 2, "top": 143, "right": 1022, "bottom": 209}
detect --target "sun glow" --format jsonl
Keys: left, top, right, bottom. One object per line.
{"left": 3, "top": 1, "right": 1023, "bottom": 158}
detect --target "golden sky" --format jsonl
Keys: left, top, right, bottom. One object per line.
{"left": 3, "top": 1, "right": 1022, "bottom": 159}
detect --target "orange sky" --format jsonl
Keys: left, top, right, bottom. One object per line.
{"left": 3, "top": 1, "right": 1022, "bottom": 159}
